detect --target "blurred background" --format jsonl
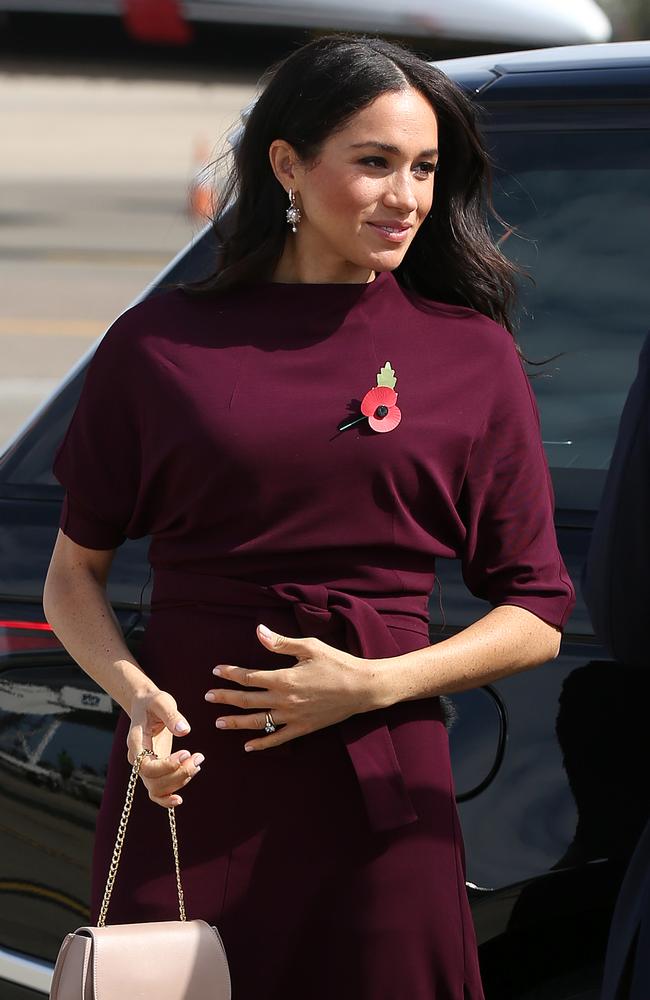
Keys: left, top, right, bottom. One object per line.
{"left": 0, "top": 0, "right": 645, "bottom": 449}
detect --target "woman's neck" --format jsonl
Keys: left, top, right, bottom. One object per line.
{"left": 271, "top": 241, "right": 375, "bottom": 285}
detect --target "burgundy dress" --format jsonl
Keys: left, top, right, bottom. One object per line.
{"left": 52, "top": 269, "right": 575, "bottom": 999}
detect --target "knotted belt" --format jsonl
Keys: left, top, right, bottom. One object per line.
{"left": 151, "top": 569, "right": 425, "bottom": 833}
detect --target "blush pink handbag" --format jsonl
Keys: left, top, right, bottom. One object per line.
{"left": 49, "top": 748, "right": 231, "bottom": 999}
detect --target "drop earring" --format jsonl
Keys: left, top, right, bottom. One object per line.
{"left": 286, "top": 188, "right": 301, "bottom": 233}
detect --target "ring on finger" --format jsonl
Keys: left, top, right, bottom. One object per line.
{"left": 263, "top": 711, "right": 277, "bottom": 734}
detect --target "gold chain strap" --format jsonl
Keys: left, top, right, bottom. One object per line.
{"left": 97, "top": 748, "right": 186, "bottom": 927}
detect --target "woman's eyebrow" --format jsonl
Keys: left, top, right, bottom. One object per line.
{"left": 347, "top": 141, "right": 438, "bottom": 157}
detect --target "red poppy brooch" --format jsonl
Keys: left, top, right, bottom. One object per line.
{"left": 338, "top": 362, "right": 402, "bottom": 434}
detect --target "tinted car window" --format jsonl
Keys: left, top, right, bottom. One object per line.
{"left": 487, "top": 128, "right": 649, "bottom": 476}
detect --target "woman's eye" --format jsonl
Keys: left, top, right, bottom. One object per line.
{"left": 359, "top": 157, "right": 388, "bottom": 168}
{"left": 358, "top": 157, "right": 439, "bottom": 174}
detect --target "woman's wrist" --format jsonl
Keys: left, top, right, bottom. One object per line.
{"left": 114, "top": 659, "right": 159, "bottom": 714}
{"left": 357, "top": 646, "right": 448, "bottom": 712}
{"left": 357, "top": 655, "right": 408, "bottom": 712}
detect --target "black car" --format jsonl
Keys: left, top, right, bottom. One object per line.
{"left": 1, "top": 39, "right": 649, "bottom": 1000}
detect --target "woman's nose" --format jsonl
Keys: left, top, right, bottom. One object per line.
{"left": 383, "top": 172, "right": 418, "bottom": 213}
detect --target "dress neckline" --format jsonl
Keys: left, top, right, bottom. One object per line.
{"left": 255, "top": 268, "right": 393, "bottom": 296}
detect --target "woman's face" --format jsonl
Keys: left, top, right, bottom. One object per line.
{"left": 271, "top": 86, "right": 439, "bottom": 283}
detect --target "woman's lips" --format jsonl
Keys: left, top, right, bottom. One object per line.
{"left": 366, "top": 222, "right": 413, "bottom": 243}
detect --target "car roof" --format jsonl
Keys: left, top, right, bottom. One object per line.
{"left": 432, "top": 39, "right": 650, "bottom": 92}
{"left": 432, "top": 39, "right": 650, "bottom": 76}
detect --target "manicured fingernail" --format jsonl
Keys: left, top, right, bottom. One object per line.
{"left": 175, "top": 720, "right": 190, "bottom": 733}
{"left": 193, "top": 754, "right": 205, "bottom": 766}
{"left": 204, "top": 692, "right": 216, "bottom": 701}
{"left": 244, "top": 744, "right": 254, "bottom": 751}
{"left": 212, "top": 667, "right": 222, "bottom": 676}
{"left": 178, "top": 750, "right": 191, "bottom": 762}
{"left": 216, "top": 719, "right": 227, "bottom": 729}
{"left": 258, "top": 623, "right": 272, "bottom": 637}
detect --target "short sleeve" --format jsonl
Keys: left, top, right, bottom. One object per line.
{"left": 459, "top": 330, "right": 576, "bottom": 630}
{"left": 52, "top": 313, "right": 146, "bottom": 550}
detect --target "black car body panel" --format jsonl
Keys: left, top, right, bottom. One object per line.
{"left": 1, "top": 40, "right": 649, "bottom": 998}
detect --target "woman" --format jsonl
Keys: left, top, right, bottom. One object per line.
{"left": 43, "top": 34, "right": 575, "bottom": 1000}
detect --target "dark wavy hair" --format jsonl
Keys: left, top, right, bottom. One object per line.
{"left": 184, "top": 33, "right": 528, "bottom": 337}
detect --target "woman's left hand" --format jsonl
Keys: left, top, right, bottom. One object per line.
{"left": 203, "top": 623, "right": 379, "bottom": 751}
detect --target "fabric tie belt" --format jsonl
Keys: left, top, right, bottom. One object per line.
{"left": 151, "top": 569, "right": 427, "bottom": 834}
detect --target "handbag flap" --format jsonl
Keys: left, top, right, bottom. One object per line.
{"left": 76, "top": 919, "right": 231, "bottom": 1000}
{"left": 50, "top": 932, "right": 93, "bottom": 999}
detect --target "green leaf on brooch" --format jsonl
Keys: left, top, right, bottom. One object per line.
{"left": 376, "top": 361, "right": 397, "bottom": 389}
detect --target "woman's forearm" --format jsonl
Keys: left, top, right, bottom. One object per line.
{"left": 43, "top": 567, "right": 158, "bottom": 714}
{"left": 366, "top": 604, "right": 562, "bottom": 710}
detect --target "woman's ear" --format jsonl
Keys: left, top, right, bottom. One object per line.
{"left": 268, "top": 138, "right": 299, "bottom": 193}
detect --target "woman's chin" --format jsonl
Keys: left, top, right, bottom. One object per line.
{"left": 364, "top": 248, "right": 409, "bottom": 270}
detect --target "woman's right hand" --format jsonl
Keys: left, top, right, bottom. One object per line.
{"left": 126, "top": 687, "right": 204, "bottom": 808}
